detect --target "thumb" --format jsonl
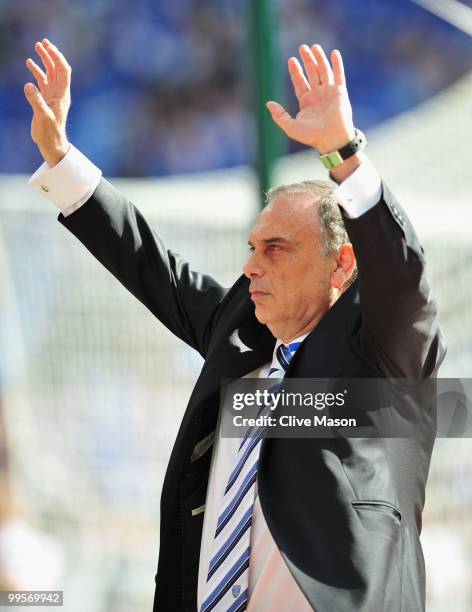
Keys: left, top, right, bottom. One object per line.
{"left": 266, "top": 100, "right": 295, "bottom": 136}
{"left": 24, "top": 83, "right": 52, "bottom": 118}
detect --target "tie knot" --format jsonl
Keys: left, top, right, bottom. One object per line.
{"left": 267, "top": 340, "right": 302, "bottom": 378}
{"left": 275, "top": 341, "right": 301, "bottom": 372}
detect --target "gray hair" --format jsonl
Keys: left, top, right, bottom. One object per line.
{"left": 265, "top": 180, "right": 358, "bottom": 286}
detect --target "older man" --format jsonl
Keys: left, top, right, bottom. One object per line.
{"left": 25, "top": 38, "right": 445, "bottom": 612}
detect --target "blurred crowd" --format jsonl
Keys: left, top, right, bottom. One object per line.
{"left": 0, "top": 0, "right": 471, "bottom": 177}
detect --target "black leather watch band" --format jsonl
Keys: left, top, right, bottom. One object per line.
{"left": 337, "top": 129, "right": 366, "bottom": 159}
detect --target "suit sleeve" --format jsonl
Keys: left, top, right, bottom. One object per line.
{"left": 342, "top": 182, "right": 446, "bottom": 378}
{"left": 58, "top": 177, "right": 227, "bottom": 358}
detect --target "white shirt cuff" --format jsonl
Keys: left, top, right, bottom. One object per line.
{"left": 28, "top": 144, "right": 102, "bottom": 217}
{"left": 334, "top": 158, "right": 382, "bottom": 218}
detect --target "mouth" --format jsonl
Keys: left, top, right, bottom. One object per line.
{"left": 250, "top": 290, "right": 270, "bottom": 301}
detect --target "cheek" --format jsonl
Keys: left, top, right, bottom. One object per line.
{"left": 269, "top": 256, "right": 328, "bottom": 304}
{"left": 296, "top": 262, "right": 329, "bottom": 300}
{"left": 269, "top": 270, "right": 290, "bottom": 300}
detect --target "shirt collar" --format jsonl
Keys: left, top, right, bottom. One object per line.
{"left": 272, "top": 332, "right": 309, "bottom": 362}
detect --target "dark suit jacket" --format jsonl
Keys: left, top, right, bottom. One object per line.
{"left": 59, "top": 178, "right": 446, "bottom": 612}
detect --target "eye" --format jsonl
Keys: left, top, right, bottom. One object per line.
{"left": 248, "top": 245, "right": 255, "bottom": 252}
{"left": 267, "top": 244, "right": 279, "bottom": 252}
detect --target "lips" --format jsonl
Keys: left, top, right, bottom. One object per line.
{"left": 250, "top": 290, "right": 269, "bottom": 300}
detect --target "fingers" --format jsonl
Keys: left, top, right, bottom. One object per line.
{"left": 34, "top": 41, "right": 55, "bottom": 83}
{"left": 24, "top": 83, "right": 53, "bottom": 119}
{"left": 290, "top": 44, "right": 344, "bottom": 90}
{"left": 299, "top": 45, "right": 320, "bottom": 88}
{"left": 26, "top": 58, "right": 47, "bottom": 89}
{"left": 331, "top": 49, "right": 346, "bottom": 86}
{"left": 288, "top": 57, "right": 310, "bottom": 100}
{"left": 311, "top": 44, "right": 334, "bottom": 86}
{"left": 266, "top": 101, "right": 295, "bottom": 137}
{"left": 42, "top": 39, "right": 72, "bottom": 86}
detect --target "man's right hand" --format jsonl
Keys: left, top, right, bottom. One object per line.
{"left": 24, "top": 39, "right": 71, "bottom": 167}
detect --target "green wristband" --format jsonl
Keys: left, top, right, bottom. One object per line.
{"left": 319, "top": 151, "right": 345, "bottom": 169}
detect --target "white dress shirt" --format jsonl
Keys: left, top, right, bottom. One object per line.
{"left": 28, "top": 147, "right": 382, "bottom": 610}
{"left": 197, "top": 337, "right": 314, "bottom": 611}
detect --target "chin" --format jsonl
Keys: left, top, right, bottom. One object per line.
{"left": 254, "top": 305, "right": 271, "bottom": 325}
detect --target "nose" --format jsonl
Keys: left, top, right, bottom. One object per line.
{"left": 243, "top": 251, "right": 264, "bottom": 279}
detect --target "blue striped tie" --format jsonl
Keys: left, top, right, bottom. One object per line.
{"left": 200, "top": 341, "right": 302, "bottom": 612}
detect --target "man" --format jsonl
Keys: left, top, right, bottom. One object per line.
{"left": 24, "top": 38, "right": 445, "bottom": 611}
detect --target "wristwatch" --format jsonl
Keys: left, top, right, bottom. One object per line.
{"left": 319, "top": 129, "right": 367, "bottom": 169}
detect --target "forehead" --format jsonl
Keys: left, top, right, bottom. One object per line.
{"left": 248, "top": 194, "right": 321, "bottom": 242}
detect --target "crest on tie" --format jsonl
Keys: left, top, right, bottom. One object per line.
{"left": 232, "top": 585, "right": 241, "bottom": 598}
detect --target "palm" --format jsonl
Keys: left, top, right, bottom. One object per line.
{"left": 293, "top": 87, "right": 352, "bottom": 146}
{"left": 30, "top": 83, "right": 69, "bottom": 143}
{"left": 39, "top": 80, "right": 69, "bottom": 121}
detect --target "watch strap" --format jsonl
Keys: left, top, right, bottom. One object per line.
{"left": 319, "top": 129, "right": 367, "bottom": 169}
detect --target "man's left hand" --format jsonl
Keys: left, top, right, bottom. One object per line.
{"left": 267, "top": 44, "right": 355, "bottom": 155}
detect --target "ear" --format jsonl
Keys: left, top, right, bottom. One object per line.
{"left": 330, "top": 244, "right": 356, "bottom": 291}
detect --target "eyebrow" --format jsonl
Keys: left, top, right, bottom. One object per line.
{"left": 247, "top": 236, "right": 290, "bottom": 247}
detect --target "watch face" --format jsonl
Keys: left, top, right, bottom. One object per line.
{"left": 320, "top": 151, "right": 344, "bottom": 169}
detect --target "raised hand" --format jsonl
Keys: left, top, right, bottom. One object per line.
{"left": 267, "top": 44, "right": 355, "bottom": 155}
{"left": 24, "top": 39, "right": 71, "bottom": 167}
